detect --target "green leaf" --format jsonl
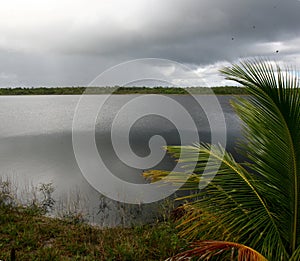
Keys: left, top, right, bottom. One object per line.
{"left": 147, "top": 59, "right": 300, "bottom": 260}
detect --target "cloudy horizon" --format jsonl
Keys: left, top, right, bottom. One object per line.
{"left": 1, "top": 0, "right": 300, "bottom": 87}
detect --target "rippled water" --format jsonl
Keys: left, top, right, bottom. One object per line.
{"left": 0, "top": 95, "right": 242, "bottom": 226}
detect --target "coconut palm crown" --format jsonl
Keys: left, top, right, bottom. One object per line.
{"left": 144, "top": 59, "right": 300, "bottom": 260}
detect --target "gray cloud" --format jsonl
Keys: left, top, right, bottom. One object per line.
{"left": 0, "top": 0, "right": 299, "bottom": 87}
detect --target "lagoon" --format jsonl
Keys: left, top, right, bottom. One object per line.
{"left": 0, "top": 95, "right": 242, "bottom": 226}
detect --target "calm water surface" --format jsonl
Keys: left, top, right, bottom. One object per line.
{"left": 0, "top": 95, "right": 242, "bottom": 226}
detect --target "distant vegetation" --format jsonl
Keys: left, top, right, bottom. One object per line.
{"left": 0, "top": 86, "right": 248, "bottom": 95}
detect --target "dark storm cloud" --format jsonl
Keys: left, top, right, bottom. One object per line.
{"left": 0, "top": 51, "right": 116, "bottom": 87}
{"left": 50, "top": 0, "right": 300, "bottom": 63}
{"left": 0, "top": 0, "right": 299, "bottom": 86}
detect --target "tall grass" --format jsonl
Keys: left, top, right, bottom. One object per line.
{"left": 0, "top": 177, "right": 187, "bottom": 260}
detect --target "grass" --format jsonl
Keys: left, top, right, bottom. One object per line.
{"left": 0, "top": 178, "right": 187, "bottom": 260}
{"left": 0, "top": 204, "right": 187, "bottom": 260}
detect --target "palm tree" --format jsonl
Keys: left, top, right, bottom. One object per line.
{"left": 144, "top": 59, "right": 300, "bottom": 260}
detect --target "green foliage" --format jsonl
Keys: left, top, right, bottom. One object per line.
{"left": 146, "top": 59, "right": 300, "bottom": 260}
{"left": 0, "top": 205, "right": 187, "bottom": 260}
{"left": 39, "top": 182, "right": 55, "bottom": 214}
{"left": 0, "top": 86, "right": 248, "bottom": 95}
{"left": 0, "top": 87, "right": 87, "bottom": 95}
{"left": 0, "top": 178, "right": 187, "bottom": 260}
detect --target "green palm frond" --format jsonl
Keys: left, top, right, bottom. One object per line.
{"left": 145, "top": 59, "right": 300, "bottom": 260}
{"left": 166, "top": 143, "right": 288, "bottom": 259}
{"left": 222, "top": 59, "right": 300, "bottom": 254}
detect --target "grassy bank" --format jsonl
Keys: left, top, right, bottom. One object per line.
{"left": 0, "top": 180, "right": 187, "bottom": 260}
{"left": 0, "top": 205, "right": 186, "bottom": 260}
{"left": 0, "top": 86, "right": 248, "bottom": 95}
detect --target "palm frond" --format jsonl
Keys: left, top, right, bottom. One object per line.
{"left": 167, "top": 240, "right": 268, "bottom": 261}
{"left": 289, "top": 244, "right": 300, "bottom": 261}
{"left": 146, "top": 59, "right": 300, "bottom": 260}
{"left": 221, "top": 59, "right": 300, "bottom": 253}
{"left": 173, "top": 143, "right": 287, "bottom": 258}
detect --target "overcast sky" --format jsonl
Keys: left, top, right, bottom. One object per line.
{"left": 0, "top": 0, "right": 300, "bottom": 87}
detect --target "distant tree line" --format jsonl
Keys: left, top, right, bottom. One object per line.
{"left": 0, "top": 86, "right": 248, "bottom": 95}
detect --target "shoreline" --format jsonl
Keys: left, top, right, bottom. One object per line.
{"left": 0, "top": 86, "right": 248, "bottom": 96}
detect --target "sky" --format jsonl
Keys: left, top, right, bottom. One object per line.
{"left": 0, "top": 0, "right": 300, "bottom": 87}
